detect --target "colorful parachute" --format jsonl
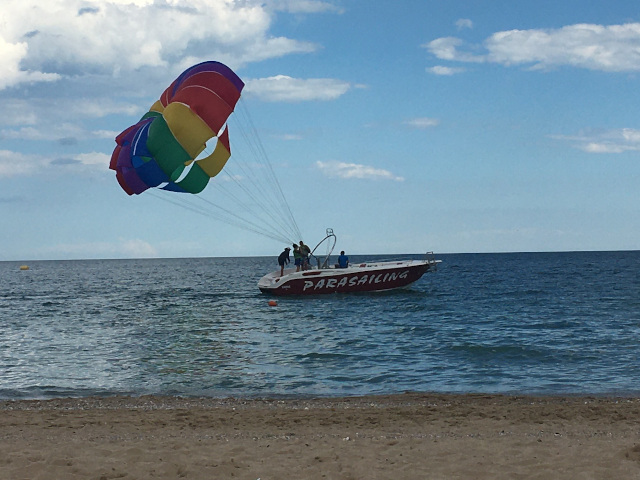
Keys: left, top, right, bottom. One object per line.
{"left": 110, "top": 61, "right": 245, "bottom": 195}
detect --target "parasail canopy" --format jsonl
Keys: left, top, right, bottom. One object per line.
{"left": 110, "top": 61, "right": 245, "bottom": 195}
{"left": 109, "top": 60, "right": 302, "bottom": 245}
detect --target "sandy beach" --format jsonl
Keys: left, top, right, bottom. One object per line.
{"left": 1, "top": 393, "right": 640, "bottom": 479}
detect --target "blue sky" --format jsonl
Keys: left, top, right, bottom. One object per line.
{"left": 1, "top": 0, "right": 639, "bottom": 260}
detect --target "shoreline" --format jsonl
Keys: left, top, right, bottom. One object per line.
{"left": 2, "top": 393, "right": 640, "bottom": 479}
{"left": 3, "top": 391, "right": 640, "bottom": 412}
{"left": 3, "top": 390, "right": 640, "bottom": 406}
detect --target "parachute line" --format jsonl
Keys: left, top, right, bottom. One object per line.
{"left": 148, "top": 191, "right": 293, "bottom": 244}
{"left": 230, "top": 99, "right": 302, "bottom": 240}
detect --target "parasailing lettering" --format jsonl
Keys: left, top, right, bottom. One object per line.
{"left": 302, "top": 270, "right": 410, "bottom": 292}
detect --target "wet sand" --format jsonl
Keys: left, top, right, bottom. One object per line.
{"left": 1, "top": 393, "right": 640, "bottom": 479}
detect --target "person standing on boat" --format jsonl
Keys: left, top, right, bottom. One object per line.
{"left": 292, "top": 243, "right": 302, "bottom": 272}
{"left": 278, "top": 247, "right": 291, "bottom": 276}
{"left": 299, "top": 241, "right": 311, "bottom": 270}
{"left": 338, "top": 250, "right": 349, "bottom": 268}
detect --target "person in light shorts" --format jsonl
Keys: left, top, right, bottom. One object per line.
{"left": 293, "top": 243, "right": 302, "bottom": 272}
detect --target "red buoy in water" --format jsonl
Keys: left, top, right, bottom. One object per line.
{"left": 268, "top": 300, "right": 278, "bottom": 307}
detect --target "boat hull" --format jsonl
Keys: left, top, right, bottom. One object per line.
{"left": 258, "top": 259, "right": 437, "bottom": 296}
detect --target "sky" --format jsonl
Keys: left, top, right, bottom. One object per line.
{"left": 1, "top": 0, "right": 639, "bottom": 260}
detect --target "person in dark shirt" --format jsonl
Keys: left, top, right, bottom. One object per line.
{"left": 299, "top": 241, "right": 311, "bottom": 270}
{"left": 338, "top": 250, "right": 349, "bottom": 268}
{"left": 278, "top": 247, "right": 291, "bottom": 276}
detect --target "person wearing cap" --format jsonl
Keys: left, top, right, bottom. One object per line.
{"left": 278, "top": 247, "right": 291, "bottom": 276}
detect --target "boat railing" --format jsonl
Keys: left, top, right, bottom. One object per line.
{"left": 424, "top": 251, "right": 440, "bottom": 270}
{"left": 310, "top": 228, "right": 337, "bottom": 270}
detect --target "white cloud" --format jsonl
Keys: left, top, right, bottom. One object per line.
{"left": 622, "top": 128, "right": 640, "bottom": 143}
{"left": 552, "top": 128, "right": 640, "bottom": 153}
{"left": 456, "top": 18, "right": 473, "bottom": 30}
{"left": 1, "top": 123, "right": 111, "bottom": 142}
{"left": 93, "top": 129, "right": 122, "bottom": 139}
{"left": 70, "top": 99, "right": 141, "bottom": 119}
{"left": 0, "top": 0, "right": 324, "bottom": 91}
{"left": 1, "top": 127, "right": 46, "bottom": 141}
{"left": 0, "top": 101, "right": 39, "bottom": 127}
{"left": 427, "top": 65, "right": 466, "bottom": 75}
{"left": 426, "top": 22, "right": 640, "bottom": 72}
{"left": 425, "top": 37, "right": 484, "bottom": 63}
{"left": 0, "top": 36, "right": 60, "bottom": 89}
{"left": 404, "top": 117, "right": 440, "bottom": 129}
{"left": 581, "top": 143, "right": 628, "bottom": 153}
{"left": 316, "top": 161, "right": 404, "bottom": 181}
{"left": 269, "top": 0, "right": 344, "bottom": 14}
{"left": 0, "top": 98, "right": 141, "bottom": 129}
{"left": 0, "top": 150, "right": 47, "bottom": 177}
{"left": 245, "top": 75, "right": 351, "bottom": 102}
{"left": 75, "top": 152, "right": 112, "bottom": 167}
{"left": 0, "top": 149, "right": 111, "bottom": 177}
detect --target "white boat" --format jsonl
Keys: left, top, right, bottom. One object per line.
{"left": 258, "top": 229, "right": 440, "bottom": 296}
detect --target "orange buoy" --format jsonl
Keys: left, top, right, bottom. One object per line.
{"left": 268, "top": 300, "right": 278, "bottom": 307}
{"left": 19, "top": 265, "right": 29, "bottom": 271}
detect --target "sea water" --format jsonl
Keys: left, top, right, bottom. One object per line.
{"left": 0, "top": 251, "right": 638, "bottom": 400}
